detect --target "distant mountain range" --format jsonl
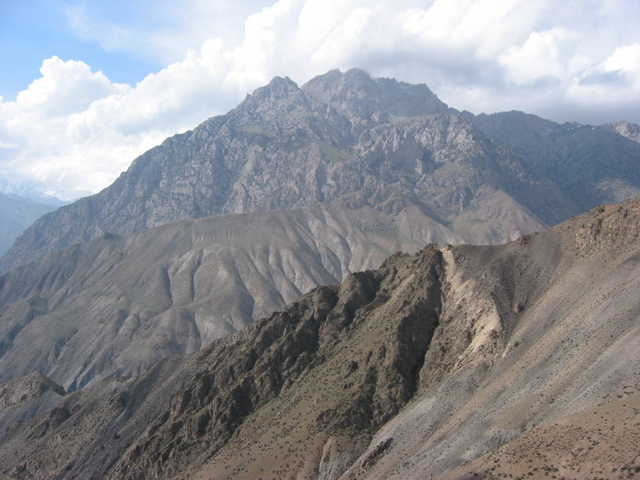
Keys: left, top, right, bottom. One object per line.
{"left": 1, "top": 197, "right": 638, "bottom": 479}
{"left": 0, "top": 193, "right": 59, "bottom": 258}
{"left": 0, "top": 178, "right": 72, "bottom": 205}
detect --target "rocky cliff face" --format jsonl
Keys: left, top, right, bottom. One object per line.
{"left": 3, "top": 69, "right": 639, "bottom": 274}
{"left": 1, "top": 198, "right": 638, "bottom": 479}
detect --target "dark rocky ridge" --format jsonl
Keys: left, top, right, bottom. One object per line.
{"left": 3, "top": 69, "right": 640, "bottom": 274}
{"left": 1, "top": 198, "right": 638, "bottom": 479}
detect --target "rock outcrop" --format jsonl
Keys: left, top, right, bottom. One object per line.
{"left": 0, "top": 371, "right": 64, "bottom": 442}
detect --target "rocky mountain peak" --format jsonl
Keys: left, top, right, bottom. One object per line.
{"left": 606, "top": 119, "right": 640, "bottom": 143}
{"left": 237, "top": 75, "right": 302, "bottom": 113}
{"left": 302, "top": 68, "right": 450, "bottom": 128}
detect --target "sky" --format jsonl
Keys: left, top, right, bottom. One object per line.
{"left": 1, "top": 0, "right": 640, "bottom": 200}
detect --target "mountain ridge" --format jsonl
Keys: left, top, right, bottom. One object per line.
{"left": 0, "top": 197, "right": 638, "bottom": 479}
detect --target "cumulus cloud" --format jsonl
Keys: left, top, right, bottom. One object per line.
{"left": 562, "top": 42, "right": 640, "bottom": 123}
{"left": 1, "top": 0, "right": 639, "bottom": 198}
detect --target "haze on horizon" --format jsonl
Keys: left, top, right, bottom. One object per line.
{"left": 1, "top": 0, "right": 639, "bottom": 200}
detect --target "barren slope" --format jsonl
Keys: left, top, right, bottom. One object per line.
{"left": 446, "top": 392, "right": 640, "bottom": 479}
{"left": 0, "top": 198, "right": 638, "bottom": 479}
{"left": 342, "top": 199, "right": 640, "bottom": 478}
{"left": 0, "top": 201, "right": 460, "bottom": 391}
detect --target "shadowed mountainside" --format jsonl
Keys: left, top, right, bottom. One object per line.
{"left": 1, "top": 197, "right": 638, "bottom": 479}
{"left": 468, "top": 111, "right": 640, "bottom": 209}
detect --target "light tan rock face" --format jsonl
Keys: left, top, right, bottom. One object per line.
{"left": 607, "top": 119, "right": 640, "bottom": 143}
{"left": 1, "top": 198, "right": 638, "bottom": 479}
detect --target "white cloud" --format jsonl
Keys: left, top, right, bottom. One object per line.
{"left": 498, "top": 29, "right": 572, "bottom": 85}
{"left": 64, "top": 0, "right": 270, "bottom": 64}
{"left": 1, "top": 0, "right": 640, "bottom": 198}
{"left": 605, "top": 42, "right": 640, "bottom": 73}
{"left": 565, "top": 42, "right": 640, "bottom": 118}
{"left": 0, "top": 57, "right": 198, "bottom": 199}
{"left": 14, "top": 57, "right": 129, "bottom": 115}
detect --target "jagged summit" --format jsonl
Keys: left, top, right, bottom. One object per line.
{"left": 237, "top": 75, "right": 302, "bottom": 112}
{"left": 303, "top": 67, "right": 451, "bottom": 124}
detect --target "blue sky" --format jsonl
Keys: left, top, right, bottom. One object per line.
{"left": 1, "top": 0, "right": 640, "bottom": 199}
{"left": 1, "top": 1, "right": 158, "bottom": 98}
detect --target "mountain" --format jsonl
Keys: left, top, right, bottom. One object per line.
{"left": 1, "top": 197, "right": 638, "bottom": 479}
{"left": 1, "top": 68, "right": 639, "bottom": 396}
{"left": 0, "top": 69, "right": 451, "bottom": 273}
{"left": 0, "top": 193, "right": 58, "bottom": 258}
{"left": 467, "top": 111, "right": 640, "bottom": 208}
{"left": 4, "top": 69, "right": 639, "bottom": 274}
